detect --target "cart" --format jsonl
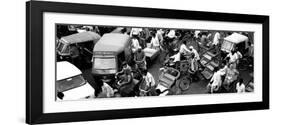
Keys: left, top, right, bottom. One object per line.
{"left": 154, "top": 67, "right": 180, "bottom": 96}
{"left": 143, "top": 43, "right": 160, "bottom": 61}
{"left": 200, "top": 51, "right": 219, "bottom": 79}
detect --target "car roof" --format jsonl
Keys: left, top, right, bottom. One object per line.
{"left": 57, "top": 61, "right": 82, "bottom": 80}
{"left": 224, "top": 32, "right": 248, "bottom": 44}
{"left": 93, "top": 33, "right": 130, "bottom": 54}
{"left": 61, "top": 31, "right": 101, "bottom": 44}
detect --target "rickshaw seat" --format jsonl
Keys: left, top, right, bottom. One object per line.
{"left": 209, "top": 61, "right": 219, "bottom": 67}
{"left": 201, "top": 68, "right": 213, "bottom": 79}
{"left": 203, "top": 53, "right": 212, "bottom": 60}
{"left": 206, "top": 64, "right": 214, "bottom": 71}
{"left": 206, "top": 51, "right": 216, "bottom": 57}
{"left": 159, "top": 74, "right": 176, "bottom": 88}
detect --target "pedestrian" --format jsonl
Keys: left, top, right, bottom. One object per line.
{"left": 223, "top": 63, "right": 239, "bottom": 91}
{"left": 226, "top": 50, "right": 238, "bottom": 64}
{"left": 131, "top": 34, "right": 140, "bottom": 53}
{"left": 169, "top": 50, "right": 181, "bottom": 62}
{"left": 212, "top": 31, "right": 221, "bottom": 46}
{"left": 212, "top": 31, "right": 221, "bottom": 53}
{"left": 134, "top": 47, "right": 146, "bottom": 70}
{"left": 207, "top": 67, "right": 222, "bottom": 93}
{"left": 156, "top": 29, "right": 164, "bottom": 50}
{"left": 194, "top": 30, "right": 201, "bottom": 39}
{"left": 189, "top": 46, "right": 200, "bottom": 61}
{"left": 200, "top": 32, "right": 208, "bottom": 47}
{"left": 130, "top": 28, "right": 142, "bottom": 37}
{"left": 236, "top": 79, "right": 245, "bottom": 93}
{"left": 234, "top": 49, "right": 243, "bottom": 66}
{"left": 179, "top": 40, "right": 191, "bottom": 56}
{"left": 247, "top": 41, "right": 254, "bottom": 57}
{"left": 150, "top": 32, "right": 160, "bottom": 50}
{"left": 97, "top": 79, "right": 114, "bottom": 98}
{"left": 142, "top": 69, "right": 156, "bottom": 96}
{"left": 167, "top": 29, "right": 176, "bottom": 39}
{"left": 189, "top": 53, "right": 199, "bottom": 81}
{"left": 219, "top": 60, "right": 228, "bottom": 83}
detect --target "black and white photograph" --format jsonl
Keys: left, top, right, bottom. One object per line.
{"left": 23, "top": 0, "right": 271, "bottom": 124}
{"left": 55, "top": 24, "right": 254, "bottom": 101}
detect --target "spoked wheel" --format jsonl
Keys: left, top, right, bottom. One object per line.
{"left": 179, "top": 77, "right": 191, "bottom": 91}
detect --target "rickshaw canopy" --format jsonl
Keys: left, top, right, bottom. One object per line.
{"left": 224, "top": 32, "right": 248, "bottom": 44}
{"left": 93, "top": 33, "right": 130, "bottom": 54}
{"left": 111, "top": 27, "right": 125, "bottom": 33}
{"left": 61, "top": 31, "right": 101, "bottom": 44}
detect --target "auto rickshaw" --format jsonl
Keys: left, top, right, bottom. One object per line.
{"left": 92, "top": 33, "right": 132, "bottom": 85}
{"left": 221, "top": 32, "right": 249, "bottom": 56}
{"left": 56, "top": 31, "right": 101, "bottom": 65}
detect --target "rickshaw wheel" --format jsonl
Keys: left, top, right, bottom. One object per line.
{"left": 179, "top": 77, "right": 191, "bottom": 91}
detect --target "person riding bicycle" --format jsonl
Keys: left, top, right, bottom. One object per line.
{"left": 116, "top": 69, "right": 134, "bottom": 97}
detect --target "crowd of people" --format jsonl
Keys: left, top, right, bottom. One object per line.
{"left": 60, "top": 25, "right": 254, "bottom": 98}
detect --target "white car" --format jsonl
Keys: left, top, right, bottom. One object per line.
{"left": 56, "top": 61, "right": 95, "bottom": 101}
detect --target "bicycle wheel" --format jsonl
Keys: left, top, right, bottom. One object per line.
{"left": 179, "top": 77, "right": 191, "bottom": 91}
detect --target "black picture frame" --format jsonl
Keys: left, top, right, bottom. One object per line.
{"left": 26, "top": 1, "right": 269, "bottom": 124}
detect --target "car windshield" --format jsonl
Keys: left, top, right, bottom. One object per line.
{"left": 221, "top": 41, "right": 234, "bottom": 52}
{"left": 56, "top": 75, "right": 86, "bottom": 92}
{"left": 94, "top": 57, "right": 116, "bottom": 69}
{"left": 57, "top": 41, "right": 65, "bottom": 52}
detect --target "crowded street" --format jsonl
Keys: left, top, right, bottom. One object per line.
{"left": 55, "top": 24, "right": 254, "bottom": 100}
